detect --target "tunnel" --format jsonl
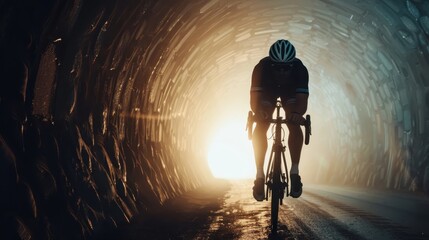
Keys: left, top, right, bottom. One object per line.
{"left": 1, "top": 0, "right": 429, "bottom": 239}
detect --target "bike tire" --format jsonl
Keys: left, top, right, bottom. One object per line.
{"left": 271, "top": 187, "right": 280, "bottom": 233}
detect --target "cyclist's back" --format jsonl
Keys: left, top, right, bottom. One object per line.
{"left": 252, "top": 57, "right": 308, "bottom": 99}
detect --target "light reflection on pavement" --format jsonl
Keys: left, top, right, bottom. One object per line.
{"left": 197, "top": 180, "right": 272, "bottom": 239}
{"left": 104, "top": 179, "right": 429, "bottom": 240}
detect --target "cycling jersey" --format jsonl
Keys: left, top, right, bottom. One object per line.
{"left": 251, "top": 57, "right": 309, "bottom": 100}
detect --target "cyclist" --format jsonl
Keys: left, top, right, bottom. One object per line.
{"left": 251, "top": 39, "right": 309, "bottom": 201}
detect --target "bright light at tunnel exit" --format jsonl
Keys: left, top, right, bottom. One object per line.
{"left": 207, "top": 121, "right": 255, "bottom": 179}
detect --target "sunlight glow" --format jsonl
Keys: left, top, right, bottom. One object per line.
{"left": 207, "top": 121, "right": 255, "bottom": 179}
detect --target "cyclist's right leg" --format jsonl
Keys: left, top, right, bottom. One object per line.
{"left": 281, "top": 97, "right": 304, "bottom": 198}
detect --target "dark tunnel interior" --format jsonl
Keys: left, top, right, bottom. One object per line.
{"left": 1, "top": 0, "right": 429, "bottom": 239}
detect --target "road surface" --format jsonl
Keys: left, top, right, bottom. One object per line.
{"left": 102, "top": 179, "right": 429, "bottom": 240}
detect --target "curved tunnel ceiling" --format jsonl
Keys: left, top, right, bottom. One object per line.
{"left": 1, "top": 0, "right": 429, "bottom": 239}
{"left": 43, "top": 0, "right": 428, "bottom": 187}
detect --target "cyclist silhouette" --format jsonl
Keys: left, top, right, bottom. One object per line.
{"left": 250, "top": 39, "right": 309, "bottom": 201}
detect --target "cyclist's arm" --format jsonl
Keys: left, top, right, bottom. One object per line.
{"left": 291, "top": 93, "right": 308, "bottom": 115}
{"left": 250, "top": 91, "right": 262, "bottom": 113}
{"left": 292, "top": 62, "right": 309, "bottom": 115}
{"left": 250, "top": 63, "right": 263, "bottom": 112}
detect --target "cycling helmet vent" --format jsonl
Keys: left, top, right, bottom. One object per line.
{"left": 269, "top": 39, "right": 296, "bottom": 63}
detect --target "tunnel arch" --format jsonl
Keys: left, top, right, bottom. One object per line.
{"left": 1, "top": 0, "right": 429, "bottom": 239}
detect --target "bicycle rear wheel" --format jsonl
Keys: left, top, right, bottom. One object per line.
{"left": 270, "top": 186, "right": 280, "bottom": 233}
{"left": 270, "top": 152, "right": 282, "bottom": 234}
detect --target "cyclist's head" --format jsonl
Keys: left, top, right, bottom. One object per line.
{"left": 269, "top": 39, "right": 296, "bottom": 63}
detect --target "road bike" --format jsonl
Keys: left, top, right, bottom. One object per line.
{"left": 246, "top": 100, "right": 311, "bottom": 235}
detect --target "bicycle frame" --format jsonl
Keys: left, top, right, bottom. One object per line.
{"left": 246, "top": 100, "right": 311, "bottom": 235}
{"left": 266, "top": 101, "right": 288, "bottom": 234}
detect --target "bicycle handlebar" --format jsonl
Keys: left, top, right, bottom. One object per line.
{"left": 246, "top": 111, "right": 312, "bottom": 145}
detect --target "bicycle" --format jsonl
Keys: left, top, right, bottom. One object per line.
{"left": 246, "top": 99, "right": 311, "bottom": 235}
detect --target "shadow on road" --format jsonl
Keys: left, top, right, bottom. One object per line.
{"left": 94, "top": 179, "right": 231, "bottom": 240}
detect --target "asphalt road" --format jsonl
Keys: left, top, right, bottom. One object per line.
{"left": 104, "top": 179, "right": 429, "bottom": 240}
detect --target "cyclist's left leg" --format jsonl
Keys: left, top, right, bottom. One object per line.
{"left": 252, "top": 95, "right": 275, "bottom": 201}
{"left": 252, "top": 120, "right": 270, "bottom": 179}
{"left": 252, "top": 93, "right": 276, "bottom": 179}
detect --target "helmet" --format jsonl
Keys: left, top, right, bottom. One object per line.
{"left": 269, "top": 39, "right": 296, "bottom": 63}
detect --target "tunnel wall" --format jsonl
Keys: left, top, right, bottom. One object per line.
{"left": 0, "top": 1, "right": 211, "bottom": 239}
{"left": 1, "top": 0, "right": 429, "bottom": 239}
{"left": 296, "top": 0, "right": 429, "bottom": 192}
